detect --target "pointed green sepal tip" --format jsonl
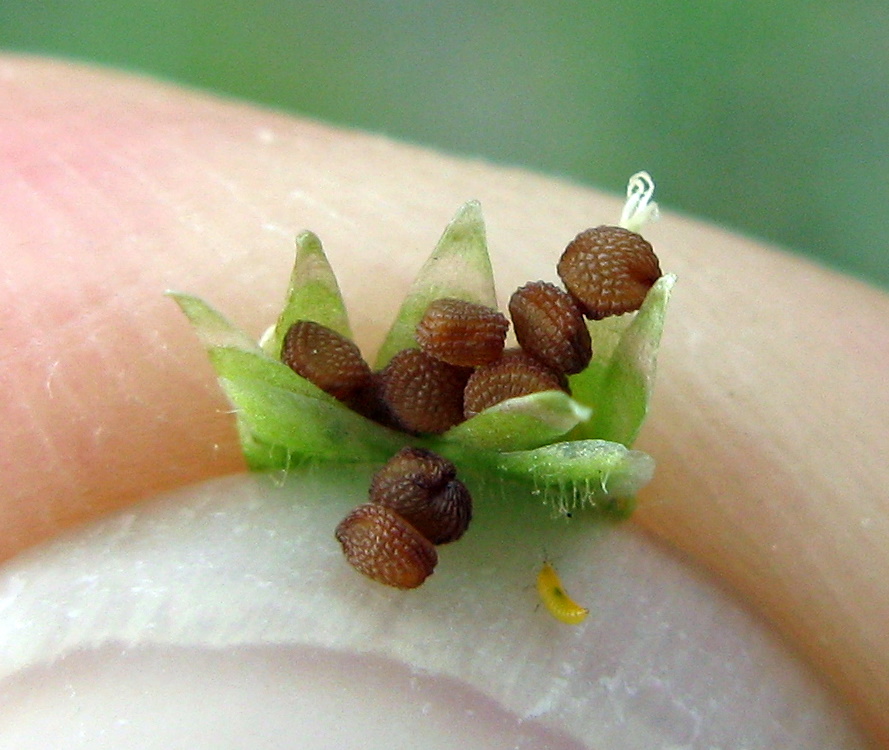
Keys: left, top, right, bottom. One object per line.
{"left": 262, "top": 230, "right": 353, "bottom": 358}
{"left": 166, "top": 291, "right": 262, "bottom": 352}
{"left": 375, "top": 200, "right": 496, "bottom": 368}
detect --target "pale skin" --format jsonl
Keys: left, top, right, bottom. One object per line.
{"left": 1, "top": 57, "right": 888, "bottom": 747}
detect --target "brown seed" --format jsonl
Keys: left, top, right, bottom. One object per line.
{"left": 378, "top": 348, "right": 471, "bottom": 434}
{"left": 509, "top": 281, "right": 592, "bottom": 375}
{"left": 370, "top": 447, "right": 472, "bottom": 544}
{"left": 281, "top": 320, "right": 372, "bottom": 402}
{"left": 463, "top": 348, "right": 567, "bottom": 419}
{"left": 335, "top": 503, "right": 437, "bottom": 589}
{"left": 342, "top": 372, "right": 402, "bottom": 429}
{"left": 415, "top": 297, "right": 509, "bottom": 367}
{"left": 556, "top": 226, "right": 661, "bottom": 319}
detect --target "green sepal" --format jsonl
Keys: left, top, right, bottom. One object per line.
{"left": 166, "top": 291, "right": 263, "bottom": 353}
{"left": 238, "top": 431, "right": 302, "bottom": 473}
{"left": 168, "top": 292, "right": 339, "bottom": 405}
{"left": 569, "top": 274, "right": 676, "bottom": 446}
{"left": 262, "top": 230, "right": 352, "bottom": 358}
{"left": 374, "top": 201, "right": 496, "bottom": 368}
{"left": 208, "top": 347, "right": 339, "bottom": 405}
{"left": 435, "top": 390, "right": 592, "bottom": 453}
{"left": 488, "top": 439, "right": 655, "bottom": 517}
{"left": 169, "top": 292, "right": 404, "bottom": 466}
{"left": 220, "top": 377, "right": 406, "bottom": 465}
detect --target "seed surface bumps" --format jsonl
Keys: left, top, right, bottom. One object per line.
{"left": 379, "top": 348, "right": 471, "bottom": 434}
{"left": 335, "top": 503, "right": 438, "bottom": 589}
{"left": 370, "top": 447, "right": 472, "bottom": 545}
{"left": 509, "top": 281, "right": 592, "bottom": 375}
{"left": 463, "top": 348, "right": 567, "bottom": 418}
{"left": 416, "top": 297, "right": 509, "bottom": 367}
{"left": 281, "top": 320, "right": 372, "bottom": 401}
{"left": 557, "top": 225, "right": 661, "bottom": 319}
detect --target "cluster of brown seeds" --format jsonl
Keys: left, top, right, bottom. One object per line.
{"left": 282, "top": 226, "right": 660, "bottom": 438}
{"left": 281, "top": 224, "right": 661, "bottom": 588}
{"left": 335, "top": 447, "right": 472, "bottom": 588}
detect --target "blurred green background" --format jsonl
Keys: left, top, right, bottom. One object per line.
{"left": 3, "top": 1, "right": 887, "bottom": 287}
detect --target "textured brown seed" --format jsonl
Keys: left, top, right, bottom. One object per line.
{"left": 557, "top": 225, "right": 661, "bottom": 319}
{"left": 281, "top": 320, "right": 372, "bottom": 402}
{"left": 415, "top": 297, "right": 509, "bottom": 367}
{"left": 378, "top": 348, "right": 471, "bottom": 434}
{"left": 335, "top": 503, "right": 437, "bottom": 589}
{"left": 370, "top": 447, "right": 472, "bottom": 544}
{"left": 463, "top": 348, "right": 568, "bottom": 419}
{"left": 509, "top": 281, "right": 592, "bottom": 375}
{"left": 342, "top": 372, "right": 402, "bottom": 428}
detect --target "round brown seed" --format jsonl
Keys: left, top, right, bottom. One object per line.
{"left": 463, "top": 348, "right": 567, "bottom": 419}
{"left": 335, "top": 503, "right": 437, "bottom": 589}
{"left": 281, "top": 320, "right": 372, "bottom": 402}
{"left": 378, "top": 348, "right": 471, "bottom": 434}
{"left": 370, "top": 447, "right": 472, "bottom": 545}
{"left": 557, "top": 225, "right": 661, "bottom": 319}
{"left": 509, "top": 281, "right": 592, "bottom": 375}
{"left": 415, "top": 297, "right": 509, "bottom": 367}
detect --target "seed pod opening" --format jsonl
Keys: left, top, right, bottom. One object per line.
{"left": 415, "top": 297, "right": 509, "bottom": 367}
{"left": 557, "top": 225, "right": 661, "bottom": 320}
{"left": 463, "top": 348, "right": 567, "bottom": 419}
{"left": 378, "top": 348, "right": 471, "bottom": 434}
{"left": 370, "top": 447, "right": 472, "bottom": 545}
{"left": 335, "top": 503, "right": 437, "bottom": 589}
{"left": 281, "top": 320, "right": 372, "bottom": 402}
{"left": 509, "top": 281, "right": 592, "bottom": 375}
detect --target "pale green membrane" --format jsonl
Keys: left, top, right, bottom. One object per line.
{"left": 568, "top": 315, "right": 632, "bottom": 410}
{"left": 166, "top": 292, "right": 263, "bottom": 353}
{"left": 569, "top": 274, "right": 676, "bottom": 446}
{"left": 209, "top": 347, "right": 339, "bottom": 404}
{"left": 210, "top": 348, "right": 351, "bottom": 470}
{"left": 374, "top": 201, "right": 497, "bottom": 369}
{"left": 237, "top": 430, "right": 298, "bottom": 472}
{"left": 436, "top": 391, "right": 591, "bottom": 452}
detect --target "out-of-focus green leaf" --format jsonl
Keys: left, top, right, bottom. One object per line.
{"left": 374, "top": 201, "right": 496, "bottom": 368}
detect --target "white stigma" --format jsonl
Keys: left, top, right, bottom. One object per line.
{"left": 619, "top": 171, "right": 659, "bottom": 234}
